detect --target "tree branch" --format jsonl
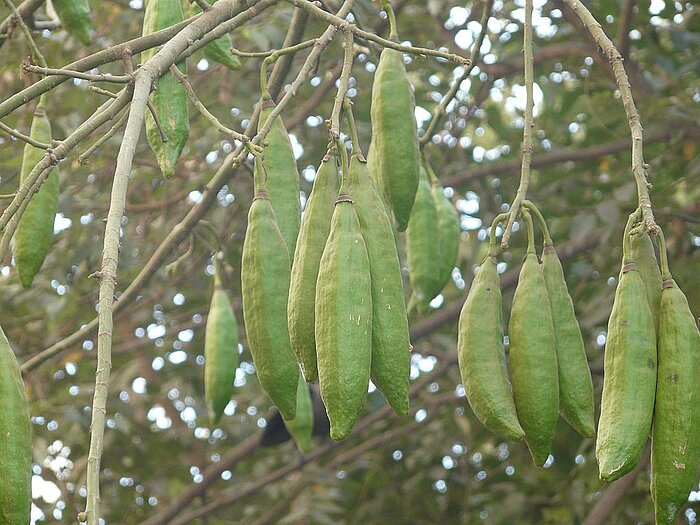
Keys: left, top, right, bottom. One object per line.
{"left": 0, "top": 0, "right": 43, "bottom": 49}
{"left": 440, "top": 127, "right": 680, "bottom": 188}
{"left": 560, "top": 0, "right": 656, "bottom": 233}
{"left": 616, "top": 0, "right": 635, "bottom": 58}
{"left": 582, "top": 443, "right": 650, "bottom": 525}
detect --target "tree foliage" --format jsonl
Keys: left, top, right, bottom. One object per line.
{"left": 0, "top": 0, "right": 698, "bottom": 523}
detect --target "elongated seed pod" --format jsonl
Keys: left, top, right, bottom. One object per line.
{"left": 241, "top": 190, "right": 298, "bottom": 421}
{"left": 315, "top": 195, "right": 372, "bottom": 440}
{"left": 509, "top": 251, "right": 559, "bottom": 465}
{"left": 366, "top": 139, "right": 394, "bottom": 226}
{"left": 14, "top": 102, "right": 59, "bottom": 289}
{"left": 0, "top": 326, "right": 31, "bottom": 525}
{"left": 53, "top": 0, "right": 92, "bottom": 45}
{"left": 651, "top": 272, "right": 700, "bottom": 523}
{"left": 431, "top": 178, "right": 460, "bottom": 294}
{"left": 370, "top": 47, "right": 420, "bottom": 231}
{"left": 347, "top": 154, "right": 410, "bottom": 416}
{"left": 256, "top": 99, "right": 301, "bottom": 256}
{"left": 541, "top": 244, "right": 595, "bottom": 438}
{"left": 182, "top": 0, "right": 242, "bottom": 70}
{"left": 458, "top": 254, "right": 524, "bottom": 440}
{"left": 288, "top": 152, "right": 339, "bottom": 383}
{"left": 629, "top": 229, "right": 662, "bottom": 329}
{"left": 142, "top": 0, "right": 189, "bottom": 178}
{"left": 406, "top": 165, "right": 441, "bottom": 312}
{"left": 596, "top": 216, "right": 657, "bottom": 482}
{"left": 284, "top": 372, "right": 314, "bottom": 453}
{"left": 204, "top": 265, "right": 239, "bottom": 425}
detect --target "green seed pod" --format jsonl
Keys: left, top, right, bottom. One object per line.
{"left": 204, "top": 263, "right": 239, "bottom": 425}
{"left": 0, "top": 326, "right": 32, "bottom": 525}
{"left": 541, "top": 244, "right": 595, "bottom": 438}
{"left": 142, "top": 0, "right": 189, "bottom": 178}
{"left": 315, "top": 195, "right": 372, "bottom": 440}
{"left": 288, "top": 151, "right": 339, "bottom": 383}
{"left": 458, "top": 253, "right": 525, "bottom": 441}
{"left": 431, "top": 176, "right": 460, "bottom": 295}
{"left": 53, "top": 0, "right": 92, "bottom": 45}
{"left": 650, "top": 257, "right": 700, "bottom": 523}
{"left": 596, "top": 215, "right": 657, "bottom": 482}
{"left": 14, "top": 101, "right": 59, "bottom": 289}
{"left": 284, "top": 372, "right": 314, "bottom": 453}
{"left": 369, "top": 47, "right": 420, "bottom": 231}
{"left": 182, "top": 0, "right": 243, "bottom": 70}
{"left": 241, "top": 189, "right": 299, "bottom": 421}
{"left": 629, "top": 229, "right": 662, "bottom": 330}
{"left": 366, "top": 139, "right": 394, "bottom": 226}
{"left": 347, "top": 154, "right": 410, "bottom": 416}
{"left": 406, "top": 165, "right": 442, "bottom": 312}
{"left": 508, "top": 211, "right": 559, "bottom": 465}
{"left": 256, "top": 99, "right": 301, "bottom": 256}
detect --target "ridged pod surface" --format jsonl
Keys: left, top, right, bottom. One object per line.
{"left": 142, "top": 0, "right": 189, "bottom": 178}
{"left": 14, "top": 102, "right": 59, "bottom": 289}
{"left": 204, "top": 269, "right": 239, "bottom": 425}
{"left": 458, "top": 255, "right": 524, "bottom": 440}
{"left": 348, "top": 154, "right": 410, "bottom": 416}
{"left": 509, "top": 250, "right": 559, "bottom": 465}
{"left": 288, "top": 152, "right": 339, "bottom": 382}
{"left": 182, "top": 0, "right": 242, "bottom": 70}
{"left": 431, "top": 179, "right": 460, "bottom": 295}
{"left": 241, "top": 191, "right": 298, "bottom": 421}
{"left": 596, "top": 250, "right": 657, "bottom": 482}
{"left": 256, "top": 99, "right": 301, "bottom": 256}
{"left": 284, "top": 372, "right": 314, "bottom": 453}
{"left": 369, "top": 47, "right": 420, "bottom": 231}
{"left": 651, "top": 277, "right": 700, "bottom": 523}
{"left": 629, "top": 230, "right": 662, "bottom": 329}
{"left": 541, "top": 244, "right": 595, "bottom": 438}
{"left": 53, "top": 0, "right": 92, "bottom": 45}
{"left": 315, "top": 196, "right": 372, "bottom": 440}
{"left": 406, "top": 165, "right": 441, "bottom": 311}
{"left": 0, "top": 326, "right": 31, "bottom": 525}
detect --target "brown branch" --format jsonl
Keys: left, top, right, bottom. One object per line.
{"left": 266, "top": 6, "right": 309, "bottom": 101}
{"left": 285, "top": 63, "right": 342, "bottom": 130}
{"left": 616, "top": 0, "right": 635, "bottom": 58}
{"left": 440, "top": 127, "right": 678, "bottom": 189}
{"left": 162, "top": 361, "right": 452, "bottom": 525}
{"left": 140, "top": 432, "right": 264, "bottom": 525}
{"left": 582, "top": 443, "right": 650, "bottom": 525}
{"left": 550, "top": 0, "right": 651, "bottom": 95}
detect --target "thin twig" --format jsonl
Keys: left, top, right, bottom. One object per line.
{"left": 0, "top": 89, "right": 132, "bottom": 233}
{"left": 283, "top": 0, "right": 469, "bottom": 65}
{"left": 0, "top": 119, "right": 51, "bottom": 148}
{"left": 2, "top": 0, "right": 47, "bottom": 67}
{"left": 22, "top": 63, "right": 133, "bottom": 83}
{"left": 169, "top": 64, "right": 261, "bottom": 152}
{"left": 328, "top": 28, "right": 354, "bottom": 139}
{"left": 419, "top": 0, "right": 492, "bottom": 146}
{"left": 88, "top": 84, "right": 168, "bottom": 143}
{"left": 501, "top": 0, "right": 534, "bottom": 248}
{"left": 78, "top": 111, "right": 130, "bottom": 164}
{"left": 0, "top": 0, "right": 279, "bottom": 119}
{"left": 0, "top": 0, "right": 44, "bottom": 49}
{"left": 560, "top": 0, "right": 656, "bottom": 232}
{"left": 232, "top": 37, "right": 316, "bottom": 58}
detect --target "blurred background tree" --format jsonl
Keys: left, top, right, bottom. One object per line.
{"left": 0, "top": 0, "right": 698, "bottom": 523}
